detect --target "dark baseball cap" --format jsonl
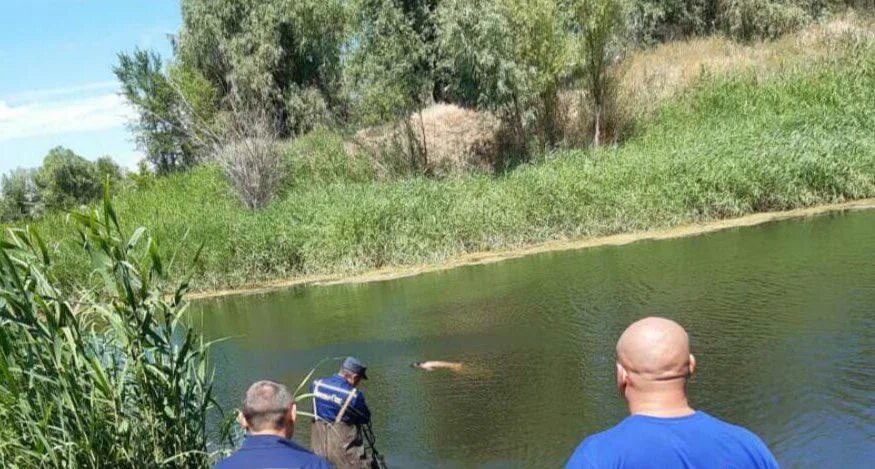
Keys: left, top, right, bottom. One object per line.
{"left": 342, "top": 356, "right": 368, "bottom": 380}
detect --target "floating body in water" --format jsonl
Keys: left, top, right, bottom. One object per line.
{"left": 412, "top": 361, "right": 463, "bottom": 371}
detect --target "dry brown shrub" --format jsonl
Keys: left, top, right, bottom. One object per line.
{"left": 212, "top": 103, "right": 285, "bottom": 209}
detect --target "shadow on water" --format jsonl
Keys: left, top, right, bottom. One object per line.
{"left": 192, "top": 209, "right": 875, "bottom": 467}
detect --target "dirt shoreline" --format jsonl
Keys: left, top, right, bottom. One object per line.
{"left": 189, "top": 198, "right": 875, "bottom": 300}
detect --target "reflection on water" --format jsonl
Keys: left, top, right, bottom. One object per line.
{"left": 193, "top": 210, "right": 875, "bottom": 467}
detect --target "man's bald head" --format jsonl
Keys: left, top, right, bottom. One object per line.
{"left": 616, "top": 317, "right": 694, "bottom": 385}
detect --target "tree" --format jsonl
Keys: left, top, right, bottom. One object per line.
{"left": 93, "top": 156, "right": 124, "bottom": 186}
{"left": 346, "top": 0, "right": 434, "bottom": 170}
{"left": 0, "top": 169, "right": 39, "bottom": 222}
{"left": 436, "top": 0, "right": 571, "bottom": 151}
{"left": 176, "top": 0, "right": 351, "bottom": 137}
{"left": 394, "top": 0, "right": 443, "bottom": 100}
{"left": 570, "top": 0, "right": 624, "bottom": 146}
{"left": 115, "top": 49, "right": 196, "bottom": 174}
{"left": 504, "top": 0, "right": 572, "bottom": 145}
{"left": 34, "top": 147, "right": 102, "bottom": 210}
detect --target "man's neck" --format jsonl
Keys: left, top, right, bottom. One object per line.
{"left": 627, "top": 391, "right": 694, "bottom": 418}
{"left": 247, "top": 429, "right": 289, "bottom": 439}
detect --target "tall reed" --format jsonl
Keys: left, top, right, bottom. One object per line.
{"left": 0, "top": 190, "right": 218, "bottom": 467}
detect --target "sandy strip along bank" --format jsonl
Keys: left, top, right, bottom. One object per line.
{"left": 189, "top": 198, "right": 875, "bottom": 300}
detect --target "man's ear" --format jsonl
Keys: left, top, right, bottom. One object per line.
{"left": 688, "top": 354, "right": 696, "bottom": 377}
{"left": 236, "top": 410, "right": 248, "bottom": 431}
{"left": 616, "top": 362, "right": 628, "bottom": 391}
{"left": 289, "top": 402, "right": 297, "bottom": 424}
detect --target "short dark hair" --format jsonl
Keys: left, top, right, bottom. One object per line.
{"left": 242, "top": 380, "right": 292, "bottom": 431}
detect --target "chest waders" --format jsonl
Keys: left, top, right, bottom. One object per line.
{"left": 313, "top": 381, "right": 387, "bottom": 468}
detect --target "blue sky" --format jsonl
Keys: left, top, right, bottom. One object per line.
{"left": 0, "top": 0, "right": 182, "bottom": 176}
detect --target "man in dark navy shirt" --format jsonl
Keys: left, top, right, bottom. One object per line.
{"left": 215, "top": 380, "right": 330, "bottom": 469}
{"left": 310, "top": 357, "right": 377, "bottom": 468}
{"left": 566, "top": 317, "right": 779, "bottom": 468}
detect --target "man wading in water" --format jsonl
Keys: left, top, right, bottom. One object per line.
{"left": 310, "top": 357, "right": 381, "bottom": 468}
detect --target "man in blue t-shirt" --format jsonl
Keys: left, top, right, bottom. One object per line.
{"left": 566, "top": 317, "right": 779, "bottom": 468}
{"left": 215, "top": 380, "right": 330, "bottom": 469}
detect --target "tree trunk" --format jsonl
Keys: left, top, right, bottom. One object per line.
{"left": 418, "top": 109, "right": 428, "bottom": 171}
{"left": 593, "top": 106, "right": 601, "bottom": 147}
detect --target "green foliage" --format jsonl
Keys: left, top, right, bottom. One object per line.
{"left": 177, "top": 0, "right": 351, "bottom": 136}
{"left": 128, "top": 159, "right": 157, "bottom": 191}
{"left": 25, "top": 49, "right": 875, "bottom": 290}
{"left": 115, "top": 49, "right": 197, "bottom": 174}
{"left": 622, "top": 0, "right": 847, "bottom": 44}
{"left": 720, "top": 0, "right": 810, "bottom": 41}
{"left": 0, "top": 169, "right": 40, "bottom": 222}
{"left": 436, "top": 0, "right": 572, "bottom": 150}
{"left": 624, "top": 0, "right": 719, "bottom": 43}
{"left": 0, "top": 193, "right": 217, "bottom": 466}
{"left": 93, "top": 156, "right": 124, "bottom": 186}
{"left": 505, "top": 0, "right": 573, "bottom": 145}
{"left": 435, "top": 0, "right": 519, "bottom": 110}
{"left": 345, "top": 0, "right": 435, "bottom": 171}
{"left": 571, "top": 0, "right": 625, "bottom": 145}
{"left": 35, "top": 146, "right": 103, "bottom": 210}
{"left": 346, "top": 0, "right": 431, "bottom": 125}
{"left": 283, "top": 128, "right": 376, "bottom": 186}
{"left": 167, "top": 62, "right": 222, "bottom": 146}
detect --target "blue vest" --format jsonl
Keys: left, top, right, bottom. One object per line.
{"left": 310, "top": 374, "right": 371, "bottom": 425}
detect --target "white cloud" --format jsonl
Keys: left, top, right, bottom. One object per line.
{"left": 4, "top": 81, "right": 118, "bottom": 104}
{"left": 0, "top": 93, "right": 136, "bottom": 143}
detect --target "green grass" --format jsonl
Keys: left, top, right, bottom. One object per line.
{"left": 29, "top": 43, "right": 875, "bottom": 292}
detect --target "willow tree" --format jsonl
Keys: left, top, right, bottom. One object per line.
{"left": 115, "top": 49, "right": 197, "bottom": 174}
{"left": 176, "top": 0, "right": 352, "bottom": 136}
{"left": 571, "top": 0, "right": 623, "bottom": 146}
{"left": 346, "top": 0, "right": 433, "bottom": 171}
{"left": 436, "top": 0, "right": 571, "bottom": 152}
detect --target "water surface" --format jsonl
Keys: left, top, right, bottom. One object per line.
{"left": 194, "top": 209, "right": 875, "bottom": 467}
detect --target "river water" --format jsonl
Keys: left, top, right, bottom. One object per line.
{"left": 193, "top": 209, "right": 875, "bottom": 467}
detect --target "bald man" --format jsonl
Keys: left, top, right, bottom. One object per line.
{"left": 566, "top": 317, "right": 778, "bottom": 468}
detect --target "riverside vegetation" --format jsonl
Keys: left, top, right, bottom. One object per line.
{"left": 0, "top": 193, "right": 217, "bottom": 467}
{"left": 26, "top": 24, "right": 875, "bottom": 291}
{"left": 2, "top": 4, "right": 873, "bottom": 294}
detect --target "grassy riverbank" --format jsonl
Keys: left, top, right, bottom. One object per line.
{"left": 31, "top": 36, "right": 875, "bottom": 292}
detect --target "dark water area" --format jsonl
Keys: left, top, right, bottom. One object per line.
{"left": 193, "top": 209, "right": 875, "bottom": 468}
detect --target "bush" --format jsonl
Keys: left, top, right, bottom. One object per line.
{"left": 624, "top": 0, "right": 827, "bottom": 44}
{"left": 283, "top": 128, "right": 376, "bottom": 185}
{"left": 0, "top": 169, "right": 40, "bottom": 222}
{"left": 35, "top": 146, "right": 103, "bottom": 211}
{"left": 0, "top": 194, "right": 218, "bottom": 466}
{"left": 210, "top": 92, "right": 287, "bottom": 210}
{"left": 285, "top": 85, "right": 333, "bottom": 136}
{"left": 721, "top": 0, "right": 811, "bottom": 41}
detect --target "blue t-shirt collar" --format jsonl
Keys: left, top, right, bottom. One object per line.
{"left": 626, "top": 410, "right": 704, "bottom": 424}
{"left": 241, "top": 434, "right": 308, "bottom": 452}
